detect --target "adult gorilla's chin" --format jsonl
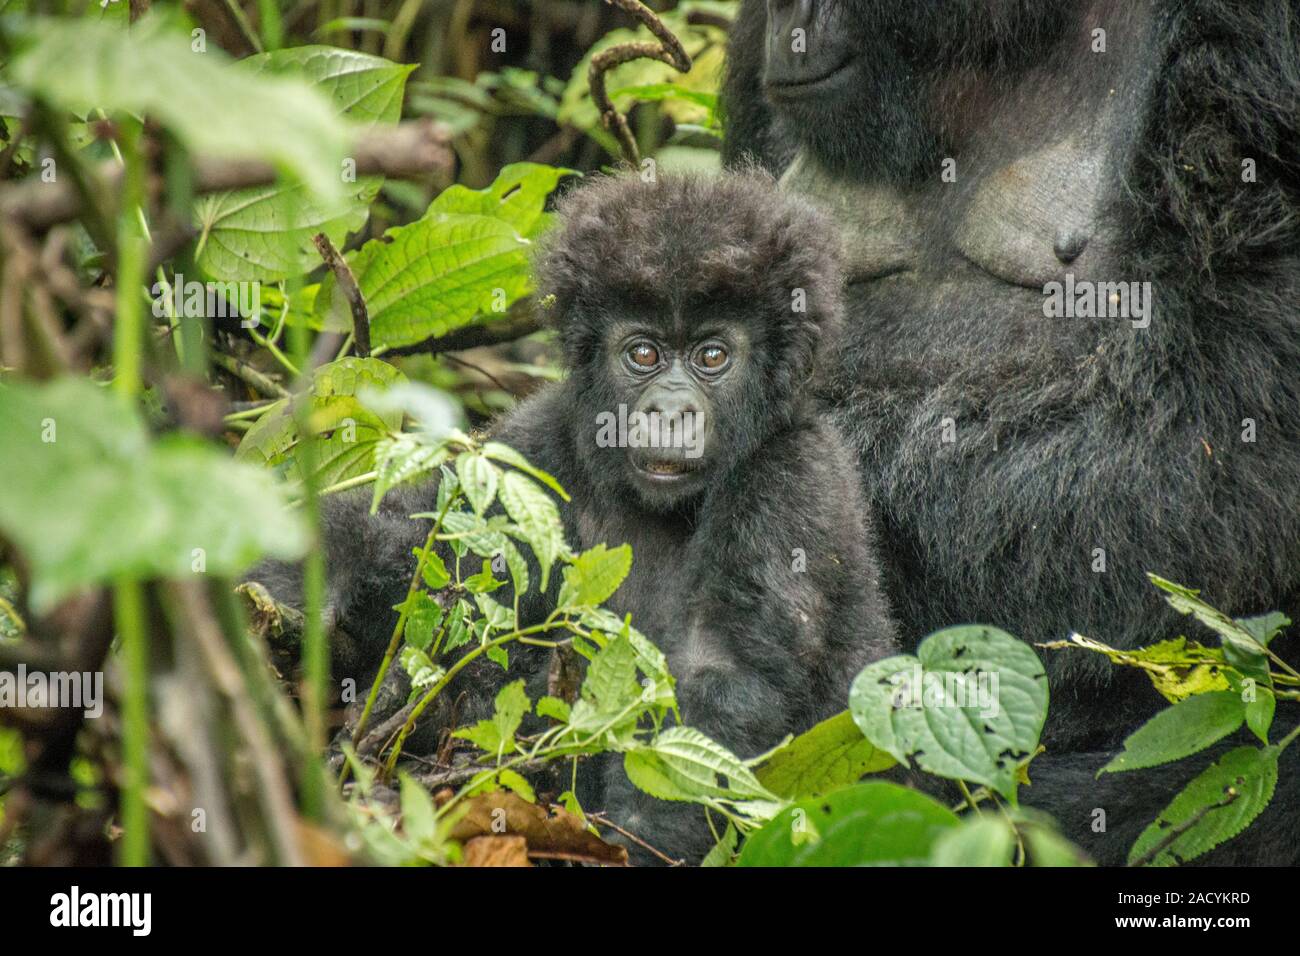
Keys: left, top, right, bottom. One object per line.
{"left": 753, "top": 0, "right": 1075, "bottom": 181}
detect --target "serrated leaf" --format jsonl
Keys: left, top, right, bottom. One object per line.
{"left": 756, "top": 710, "right": 897, "bottom": 800}
{"left": 736, "top": 781, "right": 960, "bottom": 867}
{"left": 849, "top": 625, "right": 1048, "bottom": 803}
{"left": 498, "top": 469, "right": 567, "bottom": 592}
{"left": 456, "top": 453, "right": 500, "bottom": 515}
{"left": 559, "top": 543, "right": 632, "bottom": 609}
{"left": 399, "top": 645, "right": 442, "bottom": 693}
{"left": 418, "top": 549, "right": 451, "bottom": 590}
{"left": 0, "top": 377, "right": 307, "bottom": 612}
{"left": 629, "top": 727, "right": 775, "bottom": 803}
{"left": 580, "top": 633, "right": 640, "bottom": 715}
{"left": 1128, "top": 746, "right": 1279, "bottom": 866}
{"left": 1101, "top": 691, "right": 1245, "bottom": 774}
{"left": 497, "top": 768, "right": 536, "bottom": 802}
{"left": 474, "top": 592, "right": 516, "bottom": 633}
{"left": 481, "top": 441, "right": 570, "bottom": 500}
{"left": 400, "top": 589, "right": 443, "bottom": 651}
{"left": 537, "top": 696, "right": 571, "bottom": 722}
{"left": 441, "top": 599, "right": 472, "bottom": 654}
{"left": 452, "top": 679, "right": 531, "bottom": 757}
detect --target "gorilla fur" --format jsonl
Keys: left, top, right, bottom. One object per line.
{"left": 256, "top": 171, "right": 899, "bottom": 864}
{"left": 724, "top": 0, "right": 1300, "bottom": 863}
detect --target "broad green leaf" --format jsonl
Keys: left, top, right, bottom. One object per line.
{"left": 400, "top": 589, "right": 443, "bottom": 650}
{"left": 1101, "top": 691, "right": 1245, "bottom": 774}
{"left": 497, "top": 768, "right": 536, "bottom": 802}
{"left": 418, "top": 549, "right": 451, "bottom": 590}
{"left": 559, "top": 543, "right": 632, "bottom": 609}
{"left": 579, "top": 607, "right": 675, "bottom": 709}
{"left": 498, "top": 470, "right": 567, "bottom": 592}
{"left": 536, "top": 696, "right": 571, "bottom": 722}
{"left": 433, "top": 511, "right": 509, "bottom": 558}
{"left": 427, "top": 162, "right": 577, "bottom": 238}
{"left": 456, "top": 453, "right": 499, "bottom": 515}
{"left": 236, "top": 357, "right": 405, "bottom": 487}
{"left": 315, "top": 212, "right": 532, "bottom": 349}
{"left": 0, "top": 377, "right": 307, "bottom": 612}
{"left": 9, "top": 15, "right": 349, "bottom": 200}
{"left": 736, "top": 781, "right": 960, "bottom": 867}
{"left": 929, "top": 817, "right": 1017, "bottom": 867}
{"left": 1128, "top": 746, "right": 1279, "bottom": 866}
{"left": 849, "top": 625, "right": 1048, "bottom": 803}
{"left": 756, "top": 710, "right": 896, "bottom": 800}
{"left": 194, "top": 47, "right": 415, "bottom": 281}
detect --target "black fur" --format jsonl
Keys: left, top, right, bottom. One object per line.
{"left": 724, "top": 0, "right": 1300, "bottom": 863}
{"left": 257, "top": 172, "right": 900, "bottom": 864}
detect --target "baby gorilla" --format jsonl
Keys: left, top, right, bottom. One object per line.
{"left": 259, "top": 171, "right": 899, "bottom": 863}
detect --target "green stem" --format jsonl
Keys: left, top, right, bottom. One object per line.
{"left": 114, "top": 577, "right": 150, "bottom": 866}
{"left": 346, "top": 495, "right": 459, "bottom": 777}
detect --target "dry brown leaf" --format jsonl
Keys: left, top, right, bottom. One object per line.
{"left": 449, "top": 791, "right": 627, "bottom": 866}
{"left": 462, "top": 834, "right": 532, "bottom": 867}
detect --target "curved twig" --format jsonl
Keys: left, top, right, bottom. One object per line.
{"left": 588, "top": 0, "right": 692, "bottom": 166}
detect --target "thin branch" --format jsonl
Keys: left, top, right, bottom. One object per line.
{"left": 311, "top": 232, "right": 370, "bottom": 357}
{"left": 589, "top": 0, "right": 691, "bottom": 166}
{"left": 1, "top": 120, "right": 455, "bottom": 234}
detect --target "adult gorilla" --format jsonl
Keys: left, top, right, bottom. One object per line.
{"left": 723, "top": 0, "right": 1300, "bottom": 863}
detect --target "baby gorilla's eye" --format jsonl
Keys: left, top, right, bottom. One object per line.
{"left": 695, "top": 345, "right": 729, "bottom": 371}
{"left": 627, "top": 342, "right": 659, "bottom": 369}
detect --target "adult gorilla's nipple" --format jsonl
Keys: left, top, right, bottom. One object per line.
{"left": 1053, "top": 228, "right": 1090, "bottom": 265}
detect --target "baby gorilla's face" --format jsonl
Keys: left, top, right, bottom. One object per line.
{"left": 587, "top": 318, "right": 755, "bottom": 509}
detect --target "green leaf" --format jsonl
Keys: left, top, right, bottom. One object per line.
{"left": 627, "top": 727, "right": 775, "bottom": 803}
{"left": 9, "top": 15, "right": 349, "bottom": 202}
{"left": 194, "top": 47, "right": 415, "bottom": 281}
{"left": 700, "top": 823, "right": 738, "bottom": 867}
{"left": 929, "top": 817, "right": 1017, "bottom": 867}
{"left": 399, "top": 772, "right": 438, "bottom": 842}
{"left": 536, "top": 696, "right": 571, "bottom": 722}
{"left": 236, "top": 357, "right": 405, "bottom": 488}
{"left": 1128, "top": 746, "right": 1280, "bottom": 866}
{"left": 498, "top": 470, "right": 567, "bottom": 592}
{"left": 427, "top": 162, "right": 577, "bottom": 239}
{"left": 400, "top": 590, "right": 443, "bottom": 650}
{"left": 1100, "top": 691, "right": 1245, "bottom": 774}
{"left": 452, "top": 679, "right": 531, "bottom": 757}
{"left": 399, "top": 646, "right": 442, "bottom": 694}
{"left": 496, "top": 768, "right": 536, "bottom": 802}
{"left": 418, "top": 549, "right": 451, "bottom": 590}
{"left": 441, "top": 599, "right": 472, "bottom": 654}
{"left": 579, "top": 633, "right": 640, "bottom": 716}
{"left": 1052, "top": 633, "right": 1231, "bottom": 703}
{"left": 456, "top": 453, "right": 500, "bottom": 516}
{"left": 315, "top": 213, "right": 532, "bottom": 349}
{"left": 474, "top": 592, "right": 515, "bottom": 633}
{"left": 0, "top": 377, "right": 307, "bottom": 612}
{"left": 1244, "top": 687, "right": 1276, "bottom": 744}
{"left": 463, "top": 559, "right": 504, "bottom": 595}
{"left": 849, "top": 625, "right": 1048, "bottom": 803}
{"left": 1149, "top": 574, "right": 1272, "bottom": 660}
{"left": 736, "top": 781, "right": 960, "bottom": 867}
{"left": 559, "top": 543, "right": 632, "bottom": 609}
{"left": 481, "top": 441, "right": 570, "bottom": 500}
{"left": 755, "top": 710, "right": 897, "bottom": 800}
